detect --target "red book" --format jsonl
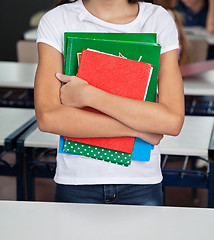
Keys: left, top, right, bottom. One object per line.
{"left": 64, "top": 49, "right": 153, "bottom": 153}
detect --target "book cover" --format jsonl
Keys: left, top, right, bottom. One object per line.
{"left": 64, "top": 49, "right": 153, "bottom": 153}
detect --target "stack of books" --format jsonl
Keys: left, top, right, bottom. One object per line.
{"left": 59, "top": 32, "right": 161, "bottom": 166}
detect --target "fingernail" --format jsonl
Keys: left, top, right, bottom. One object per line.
{"left": 56, "top": 73, "right": 61, "bottom": 78}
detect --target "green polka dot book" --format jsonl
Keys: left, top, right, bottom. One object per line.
{"left": 63, "top": 139, "right": 132, "bottom": 166}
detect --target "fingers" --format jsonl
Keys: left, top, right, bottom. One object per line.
{"left": 56, "top": 73, "right": 71, "bottom": 83}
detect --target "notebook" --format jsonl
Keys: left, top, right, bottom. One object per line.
{"left": 64, "top": 48, "right": 153, "bottom": 153}
{"left": 64, "top": 37, "right": 160, "bottom": 102}
{"left": 64, "top": 32, "right": 157, "bottom": 73}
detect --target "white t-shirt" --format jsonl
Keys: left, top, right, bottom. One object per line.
{"left": 37, "top": 0, "right": 179, "bottom": 185}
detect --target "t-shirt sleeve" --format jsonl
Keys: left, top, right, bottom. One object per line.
{"left": 36, "top": 8, "right": 64, "bottom": 53}
{"left": 157, "top": 9, "right": 179, "bottom": 54}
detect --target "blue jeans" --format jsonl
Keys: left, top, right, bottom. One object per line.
{"left": 55, "top": 183, "right": 163, "bottom": 206}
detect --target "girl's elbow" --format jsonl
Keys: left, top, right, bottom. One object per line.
{"left": 171, "top": 125, "right": 182, "bottom": 136}
{"left": 37, "top": 119, "right": 47, "bottom": 133}
{"left": 153, "top": 135, "right": 164, "bottom": 145}
{"left": 168, "top": 114, "right": 184, "bottom": 136}
{"left": 36, "top": 111, "right": 52, "bottom": 133}
{"left": 35, "top": 102, "right": 61, "bottom": 133}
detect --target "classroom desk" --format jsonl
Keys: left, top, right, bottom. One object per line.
{"left": 0, "top": 201, "right": 214, "bottom": 240}
{"left": 160, "top": 116, "right": 214, "bottom": 207}
{"left": 16, "top": 123, "right": 58, "bottom": 200}
{"left": 0, "top": 108, "right": 36, "bottom": 149}
{"left": 182, "top": 68, "right": 214, "bottom": 115}
{"left": 0, "top": 61, "right": 37, "bottom": 108}
{"left": 0, "top": 108, "right": 36, "bottom": 200}
{"left": 183, "top": 69, "right": 214, "bottom": 96}
{"left": 16, "top": 116, "right": 214, "bottom": 206}
{"left": 184, "top": 26, "right": 214, "bottom": 45}
{"left": 24, "top": 127, "right": 58, "bottom": 149}
{"left": 0, "top": 61, "right": 36, "bottom": 89}
{"left": 160, "top": 116, "right": 214, "bottom": 158}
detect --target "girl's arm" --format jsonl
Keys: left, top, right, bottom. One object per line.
{"left": 206, "top": 0, "right": 214, "bottom": 33}
{"left": 58, "top": 49, "right": 185, "bottom": 136}
{"left": 35, "top": 43, "right": 163, "bottom": 145}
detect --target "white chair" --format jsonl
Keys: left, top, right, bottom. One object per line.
{"left": 16, "top": 40, "right": 38, "bottom": 63}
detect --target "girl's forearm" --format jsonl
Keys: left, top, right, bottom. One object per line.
{"left": 73, "top": 50, "right": 184, "bottom": 136}
{"left": 85, "top": 85, "right": 183, "bottom": 136}
{"left": 36, "top": 103, "right": 162, "bottom": 145}
{"left": 37, "top": 103, "right": 137, "bottom": 138}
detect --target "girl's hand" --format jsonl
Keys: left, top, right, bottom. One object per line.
{"left": 56, "top": 73, "right": 89, "bottom": 108}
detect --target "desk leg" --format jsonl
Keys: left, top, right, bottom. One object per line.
{"left": 16, "top": 151, "right": 25, "bottom": 201}
{"left": 26, "top": 148, "right": 35, "bottom": 201}
{"left": 208, "top": 162, "right": 214, "bottom": 208}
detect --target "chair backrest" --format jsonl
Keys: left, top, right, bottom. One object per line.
{"left": 16, "top": 40, "right": 38, "bottom": 63}
{"left": 188, "top": 39, "right": 208, "bottom": 63}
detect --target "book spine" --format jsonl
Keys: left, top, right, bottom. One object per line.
{"left": 64, "top": 32, "right": 157, "bottom": 44}
{"left": 64, "top": 39, "right": 75, "bottom": 76}
{"left": 64, "top": 34, "right": 68, "bottom": 73}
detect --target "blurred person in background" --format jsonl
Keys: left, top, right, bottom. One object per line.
{"left": 176, "top": 0, "right": 214, "bottom": 59}
{"left": 155, "top": 0, "right": 190, "bottom": 65}
{"left": 176, "top": 0, "right": 214, "bottom": 32}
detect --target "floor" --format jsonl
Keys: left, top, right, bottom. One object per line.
{"left": 0, "top": 152, "right": 209, "bottom": 208}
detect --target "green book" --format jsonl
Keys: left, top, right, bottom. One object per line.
{"left": 59, "top": 34, "right": 161, "bottom": 166}
{"left": 64, "top": 32, "right": 157, "bottom": 71}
